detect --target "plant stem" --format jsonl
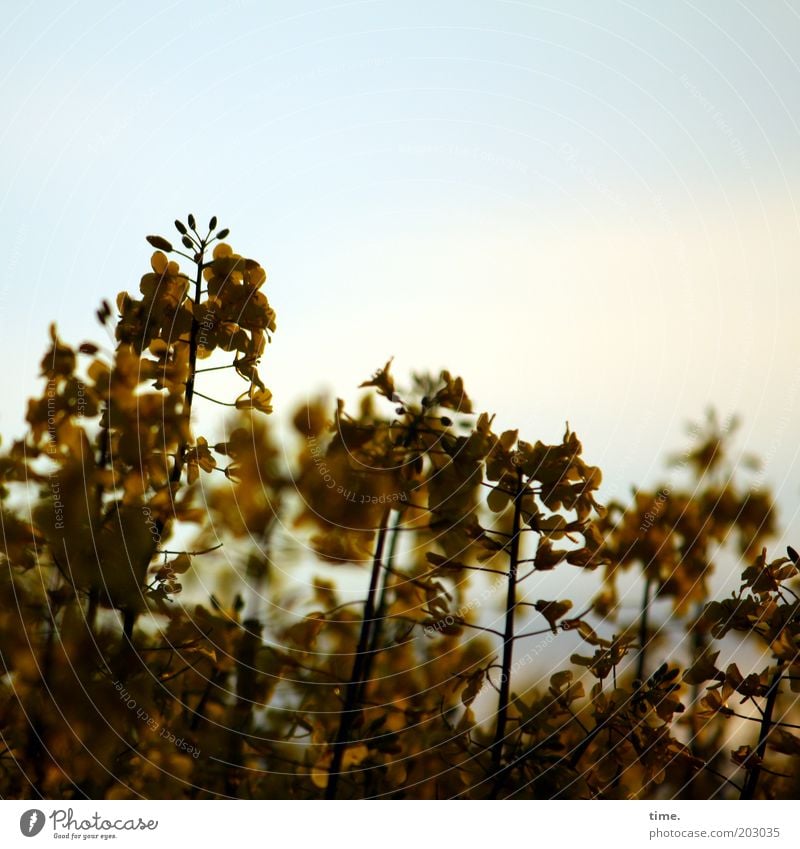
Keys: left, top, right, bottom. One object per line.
{"left": 491, "top": 467, "right": 524, "bottom": 776}
{"left": 635, "top": 575, "right": 653, "bottom": 682}
{"left": 87, "top": 411, "right": 111, "bottom": 638}
{"left": 686, "top": 603, "right": 709, "bottom": 798}
{"left": 360, "top": 513, "right": 401, "bottom": 797}
{"left": 171, "top": 246, "right": 205, "bottom": 484}
{"left": 325, "top": 511, "right": 390, "bottom": 799}
{"left": 362, "top": 511, "right": 401, "bottom": 690}
{"left": 86, "top": 588, "right": 99, "bottom": 635}
{"left": 131, "top": 245, "right": 206, "bottom": 642}
{"left": 741, "top": 664, "right": 785, "bottom": 800}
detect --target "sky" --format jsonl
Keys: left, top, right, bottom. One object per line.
{"left": 2, "top": 0, "right": 800, "bottom": 551}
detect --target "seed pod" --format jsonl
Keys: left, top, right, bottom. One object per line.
{"left": 146, "top": 235, "right": 173, "bottom": 252}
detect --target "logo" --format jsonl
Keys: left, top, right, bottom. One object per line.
{"left": 19, "top": 809, "right": 45, "bottom": 837}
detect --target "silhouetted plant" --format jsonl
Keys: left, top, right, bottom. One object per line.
{"left": 0, "top": 217, "right": 796, "bottom": 800}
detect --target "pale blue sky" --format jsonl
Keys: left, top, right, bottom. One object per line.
{"left": 2, "top": 0, "right": 800, "bottom": 547}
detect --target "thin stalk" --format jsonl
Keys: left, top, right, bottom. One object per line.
{"left": 491, "top": 467, "right": 524, "bottom": 776}
{"left": 741, "top": 664, "right": 785, "bottom": 800}
{"left": 115, "top": 608, "right": 137, "bottom": 679}
{"left": 125, "top": 245, "right": 206, "bottom": 649}
{"left": 87, "top": 413, "right": 111, "bottom": 636}
{"left": 569, "top": 709, "right": 619, "bottom": 771}
{"left": 686, "top": 603, "right": 708, "bottom": 797}
{"left": 635, "top": 575, "right": 653, "bottom": 682}
{"left": 86, "top": 589, "right": 99, "bottom": 635}
{"left": 325, "top": 511, "right": 390, "bottom": 799}
{"left": 226, "top": 619, "right": 262, "bottom": 795}
{"left": 171, "top": 246, "right": 206, "bottom": 484}
{"left": 689, "top": 605, "right": 707, "bottom": 750}
{"left": 360, "top": 513, "right": 401, "bottom": 798}
{"left": 362, "top": 511, "right": 401, "bottom": 690}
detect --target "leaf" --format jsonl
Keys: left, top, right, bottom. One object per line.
{"left": 550, "top": 670, "right": 573, "bottom": 691}
{"left": 236, "top": 387, "right": 273, "bottom": 414}
{"left": 169, "top": 553, "right": 192, "bottom": 574}
{"left": 741, "top": 548, "right": 778, "bottom": 593}
{"left": 731, "top": 745, "right": 759, "bottom": 768}
{"left": 359, "top": 358, "right": 396, "bottom": 400}
{"left": 433, "top": 370, "right": 472, "bottom": 412}
{"left": 534, "top": 599, "right": 573, "bottom": 633}
{"left": 566, "top": 548, "right": 597, "bottom": 569}
{"left": 282, "top": 613, "right": 325, "bottom": 650}
{"left": 696, "top": 688, "right": 733, "bottom": 719}
{"left": 460, "top": 669, "right": 485, "bottom": 708}
{"left": 548, "top": 670, "right": 584, "bottom": 704}
{"left": 534, "top": 539, "right": 568, "bottom": 571}
{"left": 683, "top": 648, "right": 721, "bottom": 685}
{"left": 768, "top": 729, "right": 800, "bottom": 756}
{"left": 487, "top": 485, "right": 511, "bottom": 513}
{"left": 531, "top": 513, "right": 568, "bottom": 539}
{"left": 575, "top": 620, "right": 600, "bottom": 645}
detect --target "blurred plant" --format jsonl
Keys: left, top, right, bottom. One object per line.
{"left": 0, "top": 218, "right": 796, "bottom": 801}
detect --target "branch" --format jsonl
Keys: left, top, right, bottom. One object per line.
{"left": 635, "top": 576, "right": 653, "bottom": 681}
{"left": 326, "top": 510, "right": 390, "bottom": 799}
{"left": 157, "top": 543, "right": 223, "bottom": 557}
{"left": 193, "top": 391, "right": 237, "bottom": 407}
{"left": 491, "top": 466, "right": 524, "bottom": 783}
{"left": 741, "top": 663, "right": 785, "bottom": 800}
